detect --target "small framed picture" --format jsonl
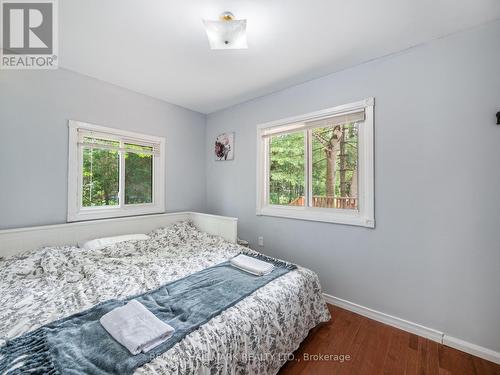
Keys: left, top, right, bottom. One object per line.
{"left": 214, "top": 132, "right": 234, "bottom": 161}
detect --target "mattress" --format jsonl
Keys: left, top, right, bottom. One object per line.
{"left": 0, "top": 221, "right": 330, "bottom": 374}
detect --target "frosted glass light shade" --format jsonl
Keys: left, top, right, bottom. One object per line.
{"left": 203, "top": 19, "right": 247, "bottom": 50}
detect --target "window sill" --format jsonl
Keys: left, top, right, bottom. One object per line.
{"left": 256, "top": 206, "right": 375, "bottom": 228}
{"left": 67, "top": 204, "right": 165, "bottom": 222}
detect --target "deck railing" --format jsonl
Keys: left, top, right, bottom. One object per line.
{"left": 289, "top": 196, "right": 358, "bottom": 209}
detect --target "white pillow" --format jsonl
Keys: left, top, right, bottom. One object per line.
{"left": 79, "top": 234, "right": 150, "bottom": 250}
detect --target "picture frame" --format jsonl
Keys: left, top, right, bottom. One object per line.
{"left": 214, "top": 132, "right": 234, "bottom": 161}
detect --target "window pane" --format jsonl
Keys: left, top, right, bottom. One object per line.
{"left": 82, "top": 147, "right": 119, "bottom": 207}
{"left": 312, "top": 123, "right": 358, "bottom": 209}
{"left": 269, "top": 132, "right": 305, "bottom": 206}
{"left": 125, "top": 148, "right": 153, "bottom": 205}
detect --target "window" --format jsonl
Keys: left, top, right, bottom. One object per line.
{"left": 256, "top": 98, "right": 374, "bottom": 227}
{"left": 68, "top": 121, "right": 165, "bottom": 222}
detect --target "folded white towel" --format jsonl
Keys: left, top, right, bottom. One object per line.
{"left": 230, "top": 254, "right": 274, "bottom": 276}
{"left": 100, "top": 300, "right": 174, "bottom": 355}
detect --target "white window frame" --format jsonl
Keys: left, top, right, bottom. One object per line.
{"left": 67, "top": 120, "right": 166, "bottom": 222}
{"left": 256, "top": 98, "right": 375, "bottom": 228}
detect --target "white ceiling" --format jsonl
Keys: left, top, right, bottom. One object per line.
{"left": 59, "top": 1, "right": 500, "bottom": 114}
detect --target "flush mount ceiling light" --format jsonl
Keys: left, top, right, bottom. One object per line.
{"left": 203, "top": 11, "right": 247, "bottom": 50}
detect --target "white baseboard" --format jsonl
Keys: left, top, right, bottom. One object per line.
{"left": 443, "top": 335, "right": 500, "bottom": 365}
{"left": 323, "top": 293, "right": 444, "bottom": 343}
{"left": 323, "top": 293, "right": 500, "bottom": 365}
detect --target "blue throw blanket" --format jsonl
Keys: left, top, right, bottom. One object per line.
{"left": 0, "top": 253, "right": 296, "bottom": 375}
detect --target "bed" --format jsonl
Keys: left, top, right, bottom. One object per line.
{"left": 0, "top": 212, "right": 330, "bottom": 374}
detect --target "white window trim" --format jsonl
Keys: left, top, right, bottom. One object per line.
{"left": 256, "top": 98, "right": 375, "bottom": 228}
{"left": 67, "top": 120, "right": 166, "bottom": 222}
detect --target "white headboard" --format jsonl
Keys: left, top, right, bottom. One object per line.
{"left": 0, "top": 212, "right": 238, "bottom": 258}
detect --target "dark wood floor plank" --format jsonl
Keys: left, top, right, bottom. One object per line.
{"left": 417, "top": 337, "right": 429, "bottom": 375}
{"left": 349, "top": 320, "right": 392, "bottom": 375}
{"left": 322, "top": 306, "right": 365, "bottom": 375}
{"left": 278, "top": 305, "right": 500, "bottom": 375}
{"left": 471, "top": 355, "right": 500, "bottom": 375}
{"left": 381, "top": 328, "right": 410, "bottom": 375}
{"left": 405, "top": 336, "right": 419, "bottom": 375}
{"left": 438, "top": 344, "right": 478, "bottom": 375}
{"left": 425, "top": 339, "right": 441, "bottom": 375}
{"left": 335, "top": 316, "right": 373, "bottom": 375}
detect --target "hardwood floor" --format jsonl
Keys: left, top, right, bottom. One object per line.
{"left": 279, "top": 304, "right": 500, "bottom": 375}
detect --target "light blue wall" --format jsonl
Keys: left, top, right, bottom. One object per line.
{"left": 206, "top": 21, "right": 500, "bottom": 352}
{"left": 0, "top": 68, "right": 206, "bottom": 229}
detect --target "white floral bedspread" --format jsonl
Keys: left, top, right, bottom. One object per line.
{"left": 0, "top": 221, "right": 330, "bottom": 375}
